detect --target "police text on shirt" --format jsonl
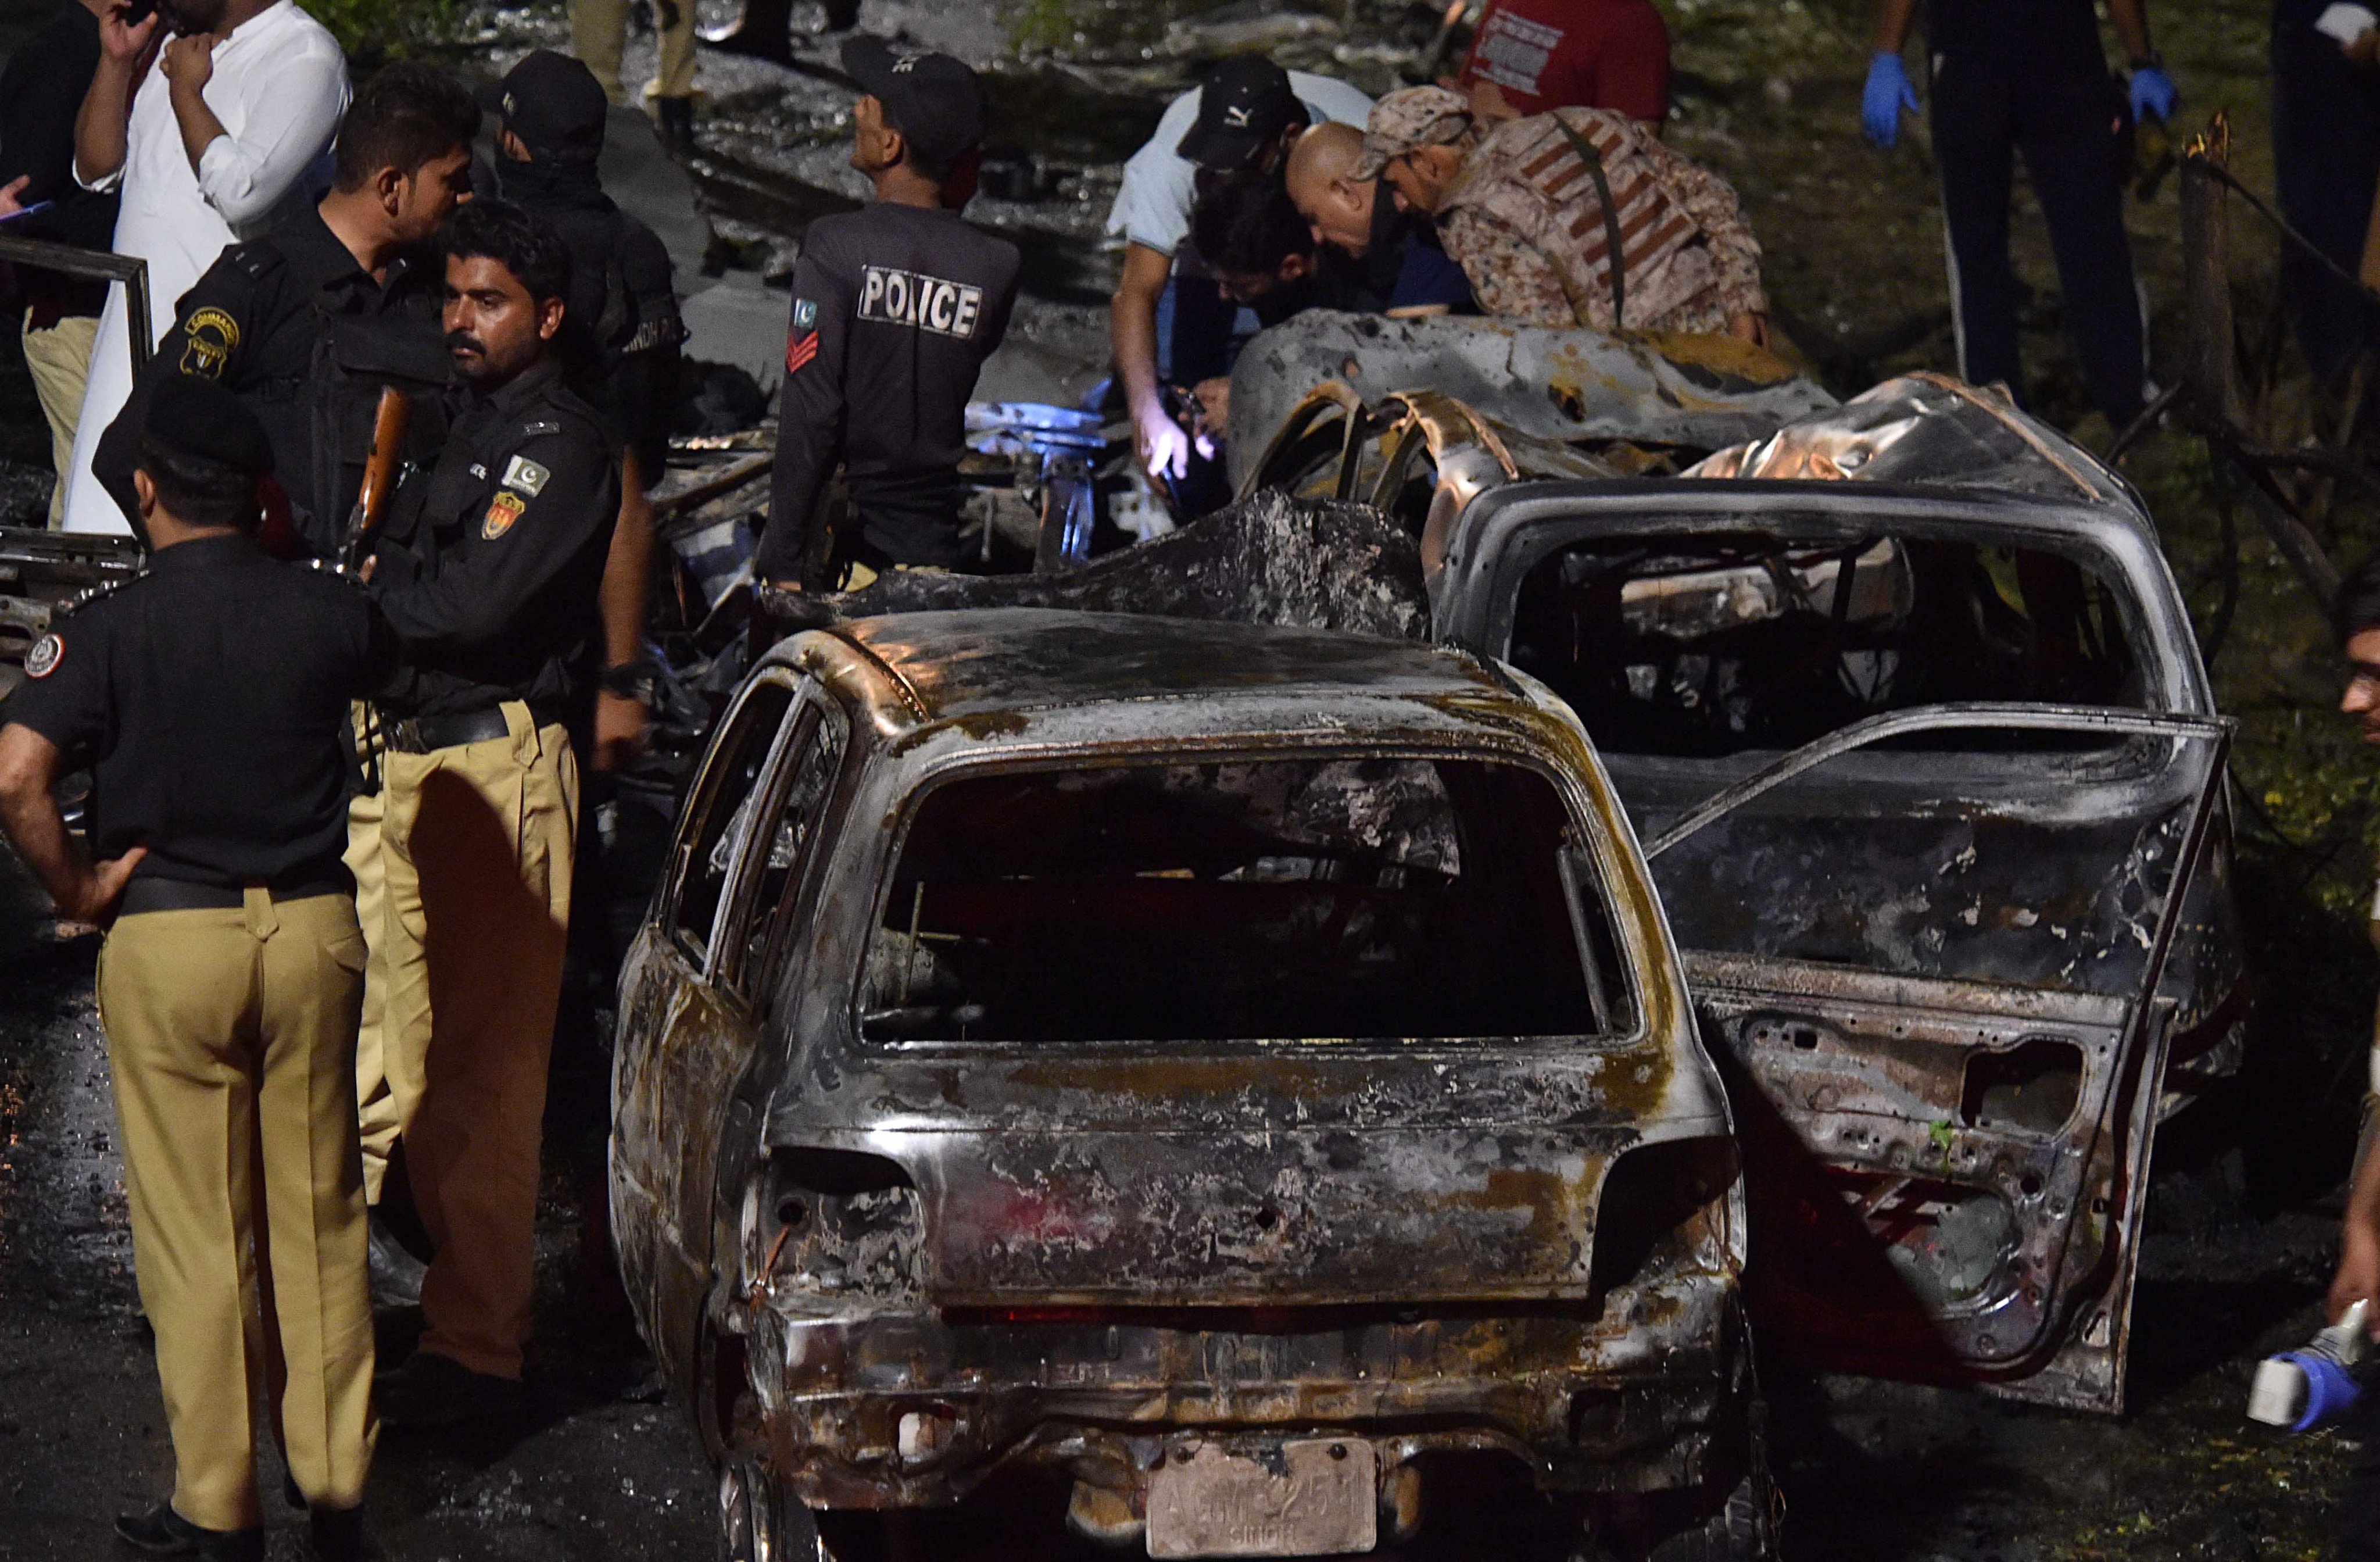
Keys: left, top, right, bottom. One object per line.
{"left": 857, "top": 266, "right": 986, "bottom": 339}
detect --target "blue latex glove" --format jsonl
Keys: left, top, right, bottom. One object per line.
{"left": 2130, "top": 65, "right": 2178, "bottom": 122}
{"left": 1862, "top": 52, "right": 1919, "bottom": 148}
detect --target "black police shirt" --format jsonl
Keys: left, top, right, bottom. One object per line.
{"left": 369, "top": 358, "right": 620, "bottom": 719}
{"left": 760, "top": 201, "right": 1021, "bottom": 581}
{"left": 91, "top": 200, "right": 452, "bottom": 559}
{"left": 1, "top": 534, "right": 393, "bottom": 889}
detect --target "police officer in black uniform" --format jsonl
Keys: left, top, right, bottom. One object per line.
{"left": 1861, "top": 0, "right": 2179, "bottom": 428}
{"left": 358, "top": 198, "right": 620, "bottom": 1424}
{"left": 0, "top": 376, "right": 392, "bottom": 1561}
{"left": 759, "top": 37, "right": 1019, "bottom": 589}
{"left": 480, "top": 49, "right": 685, "bottom": 496}
{"left": 91, "top": 65, "right": 480, "bottom": 557}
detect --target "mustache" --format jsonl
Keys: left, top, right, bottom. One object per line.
{"left": 444, "top": 330, "right": 487, "bottom": 356}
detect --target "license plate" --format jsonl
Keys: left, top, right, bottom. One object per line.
{"left": 1146, "top": 1437, "right": 1378, "bottom": 1559}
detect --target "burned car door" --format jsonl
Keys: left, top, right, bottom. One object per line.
{"left": 1432, "top": 484, "right": 2237, "bottom": 1410}
{"left": 614, "top": 670, "right": 848, "bottom": 1399}
{"left": 1638, "top": 705, "right": 2229, "bottom": 1411}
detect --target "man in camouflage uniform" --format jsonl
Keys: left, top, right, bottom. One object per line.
{"left": 1354, "top": 85, "right": 1767, "bottom": 341}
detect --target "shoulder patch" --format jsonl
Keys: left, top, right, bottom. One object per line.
{"left": 516, "top": 420, "right": 564, "bottom": 439}
{"left": 792, "top": 297, "right": 817, "bottom": 331}
{"left": 22, "top": 633, "right": 62, "bottom": 679}
{"left": 180, "top": 308, "right": 241, "bottom": 378}
{"left": 482, "top": 490, "right": 527, "bottom": 541}
{"left": 500, "top": 455, "right": 550, "bottom": 496}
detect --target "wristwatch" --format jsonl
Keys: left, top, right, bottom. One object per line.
{"left": 2129, "top": 49, "right": 2164, "bottom": 71}
{"left": 600, "top": 657, "right": 661, "bottom": 707}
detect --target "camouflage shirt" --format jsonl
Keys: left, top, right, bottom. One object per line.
{"left": 1433, "top": 108, "right": 1766, "bottom": 334}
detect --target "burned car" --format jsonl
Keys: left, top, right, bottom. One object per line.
{"left": 1251, "top": 370, "right": 2239, "bottom": 1412}
{"left": 611, "top": 609, "right": 1773, "bottom": 1559}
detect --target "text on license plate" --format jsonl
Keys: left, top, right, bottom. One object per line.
{"left": 1145, "top": 1437, "right": 1379, "bottom": 1559}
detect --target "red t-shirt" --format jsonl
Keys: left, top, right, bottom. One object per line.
{"left": 1456, "top": 0, "right": 1673, "bottom": 124}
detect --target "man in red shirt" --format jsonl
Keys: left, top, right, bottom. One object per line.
{"left": 1452, "top": 0, "right": 1671, "bottom": 127}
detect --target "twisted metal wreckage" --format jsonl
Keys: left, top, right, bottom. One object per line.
{"left": 596, "top": 308, "right": 2243, "bottom": 1561}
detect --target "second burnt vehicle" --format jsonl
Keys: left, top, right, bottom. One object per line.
{"left": 1248, "top": 366, "right": 2241, "bottom": 1411}
{"left": 611, "top": 609, "right": 1773, "bottom": 1560}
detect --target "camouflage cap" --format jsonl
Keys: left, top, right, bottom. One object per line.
{"left": 1353, "top": 86, "right": 1475, "bottom": 180}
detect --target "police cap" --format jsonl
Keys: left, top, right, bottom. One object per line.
{"left": 489, "top": 49, "right": 608, "bottom": 163}
{"left": 144, "top": 374, "right": 275, "bottom": 478}
{"left": 840, "top": 35, "right": 987, "bottom": 169}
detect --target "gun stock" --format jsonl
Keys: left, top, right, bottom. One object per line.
{"left": 342, "top": 387, "right": 412, "bottom": 570}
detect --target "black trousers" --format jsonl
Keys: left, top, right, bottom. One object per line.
{"left": 1932, "top": 53, "right": 2148, "bottom": 427}
{"left": 2272, "top": 10, "right": 2380, "bottom": 385}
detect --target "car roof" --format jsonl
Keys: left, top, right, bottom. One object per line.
{"left": 773, "top": 609, "right": 1508, "bottom": 730}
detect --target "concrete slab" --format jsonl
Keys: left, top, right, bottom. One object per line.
{"left": 600, "top": 105, "right": 713, "bottom": 275}
{"left": 679, "top": 270, "right": 791, "bottom": 392}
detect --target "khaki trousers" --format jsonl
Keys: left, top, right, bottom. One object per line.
{"left": 568, "top": 0, "right": 696, "bottom": 106}
{"left": 96, "top": 891, "right": 375, "bottom": 1532}
{"left": 22, "top": 311, "right": 99, "bottom": 528}
{"left": 348, "top": 703, "right": 579, "bottom": 1380}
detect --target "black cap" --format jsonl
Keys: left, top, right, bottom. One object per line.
{"left": 1176, "top": 57, "right": 1305, "bottom": 170}
{"left": 486, "top": 50, "right": 609, "bottom": 163}
{"left": 839, "top": 35, "right": 987, "bottom": 170}
{"left": 144, "top": 375, "right": 274, "bottom": 478}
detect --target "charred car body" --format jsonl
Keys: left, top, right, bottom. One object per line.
{"left": 1247, "top": 354, "right": 2241, "bottom": 1411}
{"left": 611, "top": 609, "right": 1770, "bottom": 1559}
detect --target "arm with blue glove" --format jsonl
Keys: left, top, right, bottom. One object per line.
{"left": 1860, "top": 0, "right": 1922, "bottom": 148}
{"left": 2107, "top": 0, "right": 2179, "bottom": 121}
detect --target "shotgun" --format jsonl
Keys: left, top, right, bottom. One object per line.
{"left": 342, "top": 387, "right": 412, "bottom": 571}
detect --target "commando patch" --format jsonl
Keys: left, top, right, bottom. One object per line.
{"left": 482, "top": 490, "right": 527, "bottom": 541}
{"left": 23, "top": 632, "right": 62, "bottom": 679}
{"left": 179, "top": 308, "right": 241, "bottom": 378}
{"left": 499, "top": 455, "right": 550, "bottom": 496}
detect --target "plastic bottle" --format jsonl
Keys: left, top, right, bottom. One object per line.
{"left": 2248, "top": 1299, "right": 2371, "bottom": 1433}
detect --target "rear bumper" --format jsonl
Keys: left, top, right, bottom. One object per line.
{"left": 736, "top": 1273, "right": 1745, "bottom": 1509}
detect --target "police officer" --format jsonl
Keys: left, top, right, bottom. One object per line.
{"left": 357, "top": 198, "right": 620, "bottom": 1424}
{"left": 1861, "top": 0, "right": 2178, "bottom": 428}
{"left": 758, "top": 37, "right": 1019, "bottom": 589}
{"left": 482, "top": 49, "right": 684, "bottom": 766}
{"left": 482, "top": 50, "right": 684, "bottom": 496}
{"left": 0, "top": 376, "right": 392, "bottom": 1562}
{"left": 90, "top": 65, "right": 479, "bottom": 557}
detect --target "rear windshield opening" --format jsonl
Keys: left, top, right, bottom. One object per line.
{"left": 1508, "top": 532, "right": 2148, "bottom": 756}
{"left": 861, "top": 756, "right": 1633, "bottom": 1044}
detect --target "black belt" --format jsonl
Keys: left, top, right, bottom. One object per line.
{"left": 384, "top": 707, "right": 515, "bottom": 755}
{"left": 120, "top": 874, "right": 353, "bottom": 915}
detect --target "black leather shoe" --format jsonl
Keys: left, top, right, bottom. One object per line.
{"left": 375, "top": 1350, "right": 525, "bottom": 1429}
{"left": 309, "top": 1504, "right": 368, "bottom": 1562}
{"left": 113, "top": 1501, "right": 263, "bottom": 1560}
{"left": 364, "top": 1213, "right": 425, "bottom": 1310}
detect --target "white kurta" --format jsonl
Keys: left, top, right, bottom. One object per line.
{"left": 59, "top": 0, "right": 348, "bottom": 535}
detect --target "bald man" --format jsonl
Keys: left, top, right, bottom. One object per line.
{"left": 1286, "top": 122, "right": 1474, "bottom": 318}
